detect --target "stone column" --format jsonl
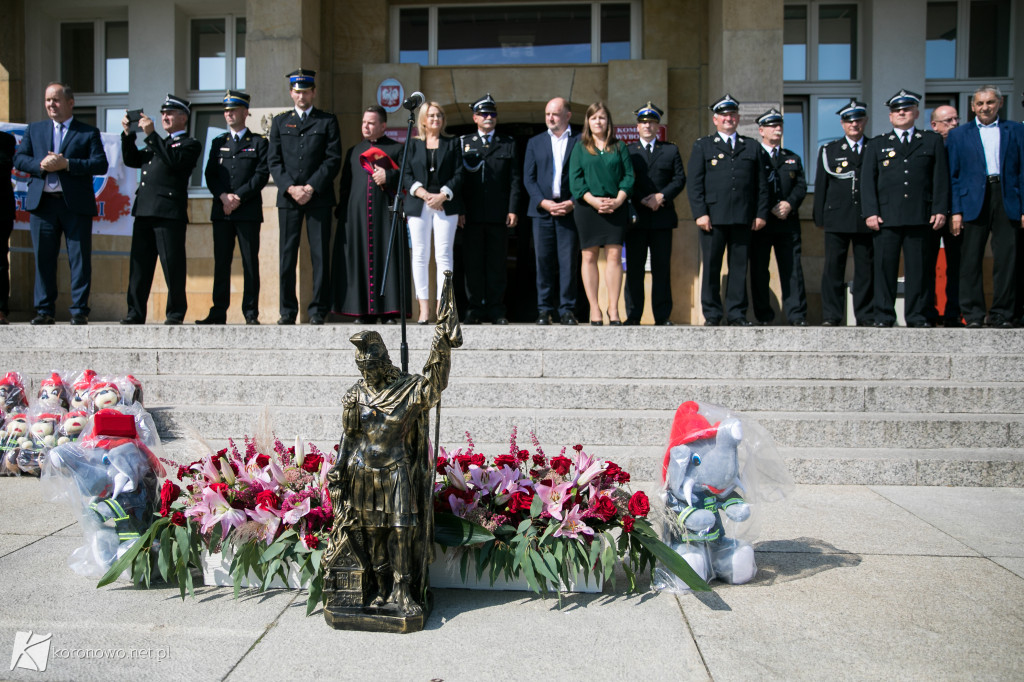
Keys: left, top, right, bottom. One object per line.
{"left": 861, "top": 0, "right": 927, "bottom": 137}
{"left": 707, "top": 0, "right": 783, "bottom": 110}
{"left": 0, "top": 0, "right": 25, "bottom": 121}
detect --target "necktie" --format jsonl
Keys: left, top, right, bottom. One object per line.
{"left": 729, "top": 136, "right": 735, "bottom": 151}
{"left": 47, "top": 123, "right": 64, "bottom": 189}
{"left": 300, "top": 111, "right": 307, "bottom": 123}
{"left": 646, "top": 143, "right": 653, "bottom": 156}
{"left": 901, "top": 131, "right": 909, "bottom": 149}
{"left": 234, "top": 133, "right": 240, "bottom": 144}
{"left": 771, "top": 147, "right": 779, "bottom": 163}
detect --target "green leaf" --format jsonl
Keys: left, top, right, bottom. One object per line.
{"left": 305, "top": 571, "right": 323, "bottom": 616}
{"left": 516, "top": 518, "right": 533, "bottom": 534}
{"left": 530, "top": 550, "right": 559, "bottom": 585}
{"left": 96, "top": 518, "right": 165, "bottom": 588}
{"left": 529, "top": 494, "right": 543, "bottom": 518}
{"left": 631, "top": 529, "right": 712, "bottom": 592}
{"left": 434, "top": 512, "right": 496, "bottom": 547}
{"left": 260, "top": 540, "right": 287, "bottom": 563}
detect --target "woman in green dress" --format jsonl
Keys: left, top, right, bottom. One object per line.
{"left": 569, "top": 102, "right": 634, "bottom": 325}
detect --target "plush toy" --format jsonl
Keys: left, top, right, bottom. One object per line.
{"left": 122, "top": 375, "right": 144, "bottom": 406}
{"left": 69, "top": 370, "right": 97, "bottom": 412}
{"left": 660, "top": 401, "right": 757, "bottom": 586}
{"left": 58, "top": 410, "right": 89, "bottom": 446}
{"left": 89, "top": 381, "right": 122, "bottom": 412}
{"left": 36, "top": 372, "right": 70, "bottom": 411}
{"left": 43, "top": 409, "right": 164, "bottom": 577}
{"left": 0, "top": 372, "right": 29, "bottom": 418}
{"left": 16, "top": 411, "right": 63, "bottom": 476}
{"left": 1, "top": 413, "right": 30, "bottom": 475}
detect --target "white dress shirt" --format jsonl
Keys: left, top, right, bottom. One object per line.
{"left": 978, "top": 119, "right": 1001, "bottom": 176}
{"left": 45, "top": 116, "right": 72, "bottom": 193}
{"left": 548, "top": 127, "right": 571, "bottom": 198}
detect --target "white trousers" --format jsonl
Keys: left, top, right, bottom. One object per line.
{"left": 407, "top": 204, "right": 458, "bottom": 301}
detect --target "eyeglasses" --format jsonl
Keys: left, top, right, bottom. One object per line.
{"left": 476, "top": 112, "right": 497, "bottom": 119}
{"left": 938, "top": 117, "right": 959, "bottom": 125}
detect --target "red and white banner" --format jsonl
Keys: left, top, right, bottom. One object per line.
{"left": 3, "top": 122, "right": 137, "bottom": 236}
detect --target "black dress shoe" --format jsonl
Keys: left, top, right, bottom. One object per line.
{"left": 995, "top": 320, "right": 1014, "bottom": 329}
{"left": 70, "top": 314, "right": 88, "bottom": 326}
{"left": 164, "top": 318, "right": 182, "bottom": 326}
{"left": 655, "top": 319, "right": 675, "bottom": 326}
{"left": 309, "top": 314, "right": 325, "bottom": 325}
{"left": 608, "top": 319, "right": 622, "bottom": 326}
{"left": 755, "top": 319, "right": 772, "bottom": 326}
{"left": 30, "top": 313, "right": 55, "bottom": 325}
{"left": 463, "top": 313, "right": 483, "bottom": 324}
{"left": 790, "top": 319, "right": 809, "bottom": 327}
{"left": 120, "top": 315, "right": 144, "bottom": 325}
{"left": 943, "top": 318, "right": 965, "bottom": 328}
{"left": 623, "top": 319, "right": 640, "bottom": 326}
{"left": 907, "top": 321, "right": 934, "bottom": 328}
{"left": 417, "top": 319, "right": 428, "bottom": 325}
{"left": 245, "top": 316, "right": 260, "bottom": 325}
{"left": 728, "top": 319, "right": 753, "bottom": 327}
{"left": 966, "top": 320, "right": 983, "bottom": 328}
{"left": 353, "top": 316, "right": 373, "bottom": 324}
{"left": 536, "top": 313, "right": 552, "bottom": 325}
{"left": 384, "top": 317, "right": 399, "bottom": 325}
{"left": 196, "top": 313, "right": 226, "bottom": 325}
{"left": 492, "top": 317, "right": 509, "bottom": 325}
{"left": 703, "top": 319, "right": 721, "bottom": 327}
{"left": 821, "top": 320, "right": 840, "bottom": 327}
{"left": 559, "top": 312, "right": 578, "bottom": 326}
{"left": 872, "top": 320, "right": 893, "bottom": 328}
{"left": 277, "top": 316, "right": 296, "bottom": 325}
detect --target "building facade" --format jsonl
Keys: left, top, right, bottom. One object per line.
{"left": 2, "top": 0, "right": 1021, "bottom": 323}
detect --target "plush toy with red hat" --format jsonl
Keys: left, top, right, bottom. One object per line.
{"left": 58, "top": 410, "right": 89, "bottom": 446}
{"left": 36, "top": 372, "right": 70, "bottom": 411}
{"left": 0, "top": 372, "right": 29, "bottom": 417}
{"left": 1, "top": 412, "right": 30, "bottom": 475}
{"left": 88, "top": 380, "right": 122, "bottom": 412}
{"left": 69, "top": 369, "right": 97, "bottom": 412}
{"left": 43, "top": 408, "right": 165, "bottom": 577}
{"left": 14, "top": 410, "right": 64, "bottom": 475}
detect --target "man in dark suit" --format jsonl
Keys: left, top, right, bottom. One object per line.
{"left": 813, "top": 99, "right": 874, "bottom": 326}
{"left": 0, "top": 130, "right": 14, "bottom": 325}
{"left": 686, "top": 94, "right": 770, "bottom": 326}
{"left": 862, "top": 89, "right": 950, "bottom": 327}
{"left": 13, "top": 82, "right": 107, "bottom": 325}
{"left": 120, "top": 94, "right": 202, "bottom": 325}
{"left": 523, "top": 97, "right": 578, "bottom": 326}
{"left": 625, "top": 102, "right": 685, "bottom": 326}
{"left": 749, "top": 108, "right": 808, "bottom": 326}
{"left": 458, "top": 94, "right": 521, "bottom": 325}
{"left": 946, "top": 85, "right": 1024, "bottom": 328}
{"left": 200, "top": 90, "right": 269, "bottom": 325}
{"left": 267, "top": 68, "right": 342, "bottom": 325}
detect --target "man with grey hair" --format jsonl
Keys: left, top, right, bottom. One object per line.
{"left": 946, "top": 85, "right": 1024, "bottom": 328}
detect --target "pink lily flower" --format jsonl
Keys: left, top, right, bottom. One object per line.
{"left": 185, "top": 486, "right": 246, "bottom": 536}
{"left": 202, "top": 455, "right": 221, "bottom": 483}
{"left": 468, "top": 466, "right": 502, "bottom": 494}
{"left": 493, "top": 467, "right": 532, "bottom": 505}
{"left": 535, "top": 480, "right": 573, "bottom": 520}
{"left": 282, "top": 497, "right": 311, "bottom": 525}
{"left": 443, "top": 459, "right": 468, "bottom": 492}
{"left": 448, "top": 493, "right": 479, "bottom": 518}
{"left": 554, "top": 504, "right": 594, "bottom": 540}
{"left": 245, "top": 506, "right": 282, "bottom": 545}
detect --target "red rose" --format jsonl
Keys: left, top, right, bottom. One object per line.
{"left": 303, "top": 534, "right": 319, "bottom": 549}
{"left": 532, "top": 454, "right": 546, "bottom": 467}
{"left": 622, "top": 515, "right": 635, "bottom": 532}
{"left": 255, "top": 454, "right": 270, "bottom": 468}
{"left": 493, "top": 454, "right": 518, "bottom": 469}
{"left": 454, "top": 453, "right": 485, "bottom": 471}
{"left": 300, "top": 454, "right": 323, "bottom": 473}
{"left": 573, "top": 444, "right": 584, "bottom": 452}
{"left": 507, "top": 491, "right": 535, "bottom": 514}
{"left": 170, "top": 511, "right": 187, "bottom": 527}
{"left": 176, "top": 465, "right": 190, "bottom": 481}
{"left": 603, "top": 461, "right": 623, "bottom": 481}
{"left": 209, "top": 482, "right": 230, "bottom": 494}
{"left": 517, "top": 449, "right": 530, "bottom": 462}
{"left": 550, "top": 456, "right": 572, "bottom": 476}
{"left": 435, "top": 456, "right": 448, "bottom": 475}
{"left": 256, "top": 490, "right": 279, "bottom": 510}
{"left": 159, "top": 479, "right": 181, "bottom": 516}
{"left": 589, "top": 495, "right": 618, "bottom": 522}
{"left": 627, "top": 491, "right": 650, "bottom": 518}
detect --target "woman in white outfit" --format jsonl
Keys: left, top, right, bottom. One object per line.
{"left": 404, "top": 102, "right": 463, "bottom": 324}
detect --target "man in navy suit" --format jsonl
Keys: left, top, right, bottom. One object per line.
{"left": 13, "top": 82, "right": 107, "bottom": 325}
{"left": 0, "top": 130, "right": 14, "bottom": 325}
{"left": 947, "top": 85, "right": 1024, "bottom": 328}
{"left": 523, "top": 97, "right": 579, "bottom": 325}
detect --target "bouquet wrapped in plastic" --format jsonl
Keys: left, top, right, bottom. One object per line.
{"left": 42, "top": 408, "right": 165, "bottom": 577}
{"left": 655, "top": 401, "right": 792, "bottom": 591}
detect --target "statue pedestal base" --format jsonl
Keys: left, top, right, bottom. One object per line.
{"left": 323, "top": 600, "right": 428, "bottom": 633}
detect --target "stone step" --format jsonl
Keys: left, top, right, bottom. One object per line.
{"left": 4, "top": 348, "right": 1023, "bottom": 382}
{"left": 3, "top": 323, "right": 1022, "bottom": 353}
{"left": 137, "top": 375, "right": 1024, "bottom": 414}
{"left": 157, "top": 439, "right": 1024, "bottom": 489}
{"left": 147, "top": 405, "right": 1024, "bottom": 450}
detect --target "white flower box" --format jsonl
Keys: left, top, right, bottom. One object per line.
{"left": 428, "top": 546, "right": 603, "bottom": 593}
{"left": 200, "top": 546, "right": 305, "bottom": 590}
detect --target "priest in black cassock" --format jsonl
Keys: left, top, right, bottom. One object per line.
{"left": 332, "top": 105, "right": 408, "bottom": 323}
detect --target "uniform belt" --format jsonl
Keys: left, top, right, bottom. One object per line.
{"left": 987, "top": 175, "right": 1000, "bottom": 184}
{"left": 41, "top": 191, "right": 64, "bottom": 198}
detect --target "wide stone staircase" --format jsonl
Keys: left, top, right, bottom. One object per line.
{"left": 3, "top": 324, "right": 1022, "bottom": 486}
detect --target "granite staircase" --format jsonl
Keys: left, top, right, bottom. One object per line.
{"left": 3, "top": 324, "right": 1022, "bottom": 485}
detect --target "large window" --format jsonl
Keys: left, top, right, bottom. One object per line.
{"left": 60, "top": 19, "right": 129, "bottom": 134}
{"left": 190, "top": 17, "right": 247, "bottom": 91}
{"left": 926, "top": 0, "right": 1014, "bottom": 123}
{"left": 783, "top": 2, "right": 860, "bottom": 185}
{"left": 392, "top": 2, "right": 640, "bottom": 65}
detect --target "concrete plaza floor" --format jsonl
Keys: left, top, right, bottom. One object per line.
{"left": 1, "top": 478, "right": 1022, "bottom": 682}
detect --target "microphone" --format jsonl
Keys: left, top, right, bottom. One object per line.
{"left": 403, "top": 92, "right": 425, "bottom": 111}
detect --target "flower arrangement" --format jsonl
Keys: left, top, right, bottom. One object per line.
{"left": 432, "top": 428, "right": 709, "bottom": 594}
{"left": 98, "top": 436, "right": 335, "bottom": 615}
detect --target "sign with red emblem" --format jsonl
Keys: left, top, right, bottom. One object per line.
{"left": 377, "top": 79, "right": 405, "bottom": 114}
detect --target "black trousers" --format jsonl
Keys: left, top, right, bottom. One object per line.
{"left": 749, "top": 224, "right": 807, "bottom": 323}
{"left": 873, "top": 225, "right": 929, "bottom": 326}
{"left": 127, "top": 216, "right": 187, "bottom": 322}
{"left": 533, "top": 213, "right": 579, "bottom": 317}
{"left": 463, "top": 220, "right": 508, "bottom": 320}
{"left": 624, "top": 227, "right": 673, "bottom": 323}
{"left": 0, "top": 215, "right": 11, "bottom": 315}
{"left": 211, "top": 220, "right": 260, "bottom": 319}
{"left": 821, "top": 231, "right": 874, "bottom": 325}
{"left": 699, "top": 224, "right": 750, "bottom": 323}
{"left": 960, "top": 179, "right": 1016, "bottom": 325}
{"left": 29, "top": 193, "right": 93, "bottom": 316}
{"left": 925, "top": 225, "right": 962, "bottom": 323}
{"left": 278, "top": 205, "right": 332, "bottom": 320}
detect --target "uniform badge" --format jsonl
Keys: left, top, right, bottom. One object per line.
{"left": 220, "top": 147, "right": 231, "bottom": 151}
{"left": 717, "top": 153, "right": 724, "bottom": 159}
{"left": 883, "top": 160, "right": 890, "bottom": 167}
{"left": 841, "top": 144, "right": 848, "bottom": 150}
{"left": 888, "top": 151, "right": 896, "bottom": 158}
{"left": 835, "top": 166, "right": 842, "bottom": 173}
{"left": 914, "top": 133, "right": 921, "bottom": 139}
{"left": 465, "top": 144, "right": 471, "bottom": 152}
{"left": 711, "top": 159, "right": 718, "bottom": 166}
{"left": 841, "top": 161, "right": 848, "bottom": 167}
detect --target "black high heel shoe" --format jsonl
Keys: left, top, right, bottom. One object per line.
{"left": 606, "top": 310, "right": 622, "bottom": 326}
